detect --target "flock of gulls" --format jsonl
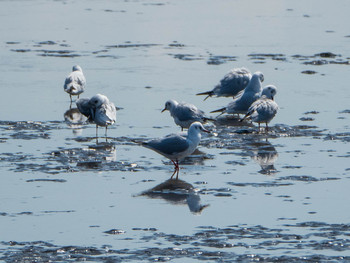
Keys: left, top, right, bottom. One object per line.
{"left": 64, "top": 66, "right": 279, "bottom": 178}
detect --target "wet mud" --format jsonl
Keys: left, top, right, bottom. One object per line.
{"left": 3, "top": 220, "right": 350, "bottom": 262}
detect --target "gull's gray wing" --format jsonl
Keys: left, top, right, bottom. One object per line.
{"left": 64, "top": 71, "right": 86, "bottom": 94}
{"left": 144, "top": 135, "right": 189, "bottom": 156}
{"left": 175, "top": 103, "right": 204, "bottom": 122}
{"left": 94, "top": 102, "right": 117, "bottom": 126}
{"left": 213, "top": 68, "right": 251, "bottom": 97}
{"left": 76, "top": 98, "right": 93, "bottom": 120}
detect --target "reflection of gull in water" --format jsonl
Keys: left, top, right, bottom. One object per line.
{"left": 210, "top": 72, "right": 264, "bottom": 116}
{"left": 240, "top": 85, "right": 278, "bottom": 132}
{"left": 89, "top": 142, "right": 117, "bottom": 162}
{"left": 63, "top": 65, "right": 86, "bottom": 103}
{"left": 140, "top": 122, "right": 209, "bottom": 179}
{"left": 161, "top": 99, "right": 213, "bottom": 131}
{"left": 76, "top": 94, "right": 117, "bottom": 137}
{"left": 250, "top": 140, "right": 278, "bottom": 174}
{"left": 196, "top": 67, "right": 252, "bottom": 100}
{"left": 64, "top": 107, "right": 87, "bottom": 136}
{"left": 140, "top": 178, "right": 209, "bottom": 214}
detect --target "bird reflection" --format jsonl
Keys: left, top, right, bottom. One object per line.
{"left": 64, "top": 107, "right": 87, "bottom": 136}
{"left": 140, "top": 178, "right": 209, "bottom": 214}
{"left": 250, "top": 139, "right": 278, "bottom": 174}
{"left": 88, "top": 142, "right": 117, "bottom": 162}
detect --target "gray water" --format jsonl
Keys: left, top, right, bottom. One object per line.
{"left": 1, "top": 0, "right": 350, "bottom": 262}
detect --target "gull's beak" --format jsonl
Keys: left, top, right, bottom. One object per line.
{"left": 161, "top": 108, "right": 166, "bottom": 113}
{"left": 202, "top": 127, "right": 210, "bottom": 133}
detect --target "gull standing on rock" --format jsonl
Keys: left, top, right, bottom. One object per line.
{"left": 64, "top": 65, "right": 86, "bottom": 103}
{"left": 196, "top": 67, "right": 252, "bottom": 100}
{"left": 210, "top": 71, "right": 264, "bottom": 116}
{"left": 240, "top": 85, "right": 278, "bottom": 132}
{"left": 162, "top": 99, "right": 213, "bottom": 131}
{"left": 141, "top": 122, "right": 210, "bottom": 179}
{"left": 76, "top": 94, "right": 117, "bottom": 137}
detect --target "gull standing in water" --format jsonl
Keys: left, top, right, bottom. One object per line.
{"left": 161, "top": 99, "right": 213, "bottom": 131}
{"left": 64, "top": 65, "right": 86, "bottom": 103}
{"left": 141, "top": 122, "right": 209, "bottom": 179}
{"left": 196, "top": 67, "right": 252, "bottom": 100}
{"left": 210, "top": 71, "right": 264, "bottom": 117}
{"left": 240, "top": 85, "right": 278, "bottom": 132}
{"left": 76, "top": 94, "right": 117, "bottom": 137}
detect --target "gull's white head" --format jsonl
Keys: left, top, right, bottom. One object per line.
{"left": 89, "top": 94, "right": 109, "bottom": 108}
{"left": 188, "top": 122, "right": 210, "bottom": 134}
{"left": 72, "top": 65, "right": 83, "bottom": 72}
{"left": 262, "top": 85, "right": 277, "bottom": 100}
{"left": 161, "top": 99, "right": 178, "bottom": 113}
{"left": 253, "top": 71, "right": 264, "bottom": 83}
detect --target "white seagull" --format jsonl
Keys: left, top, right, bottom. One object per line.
{"left": 196, "top": 67, "right": 252, "bottom": 100}
{"left": 76, "top": 94, "right": 117, "bottom": 137}
{"left": 64, "top": 65, "right": 86, "bottom": 103}
{"left": 141, "top": 122, "right": 209, "bottom": 179}
{"left": 161, "top": 99, "right": 213, "bottom": 131}
{"left": 240, "top": 85, "right": 278, "bottom": 132}
{"left": 210, "top": 71, "right": 264, "bottom": 116}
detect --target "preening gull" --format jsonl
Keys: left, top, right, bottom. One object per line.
{"left": 240, "top": 85, "right": 278, "bottom": 132}
{"left": 210, "top": 71, "right": 264, "bottom": 116}
{"left": 64, "top": 65, "right": 86, "bottom": 102}
{"left": 76, "top": 94, "right": 117, "bottom": 137}
{"left": 142, "top": 122, "right": 209, "bottom": 179}
{"left": 162, "top": 99, "right": 213, "bottom": 131}
{"left": 196, "top": 67, "right": 252, "bottom": 100}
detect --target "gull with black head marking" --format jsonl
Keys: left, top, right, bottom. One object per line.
{"left": 141, "top": 122, "right": 209, "bottom": 179}
{"left": 76, "top": 94, "right": 117, "bottom": 137}
{"left": 162, "top": 99, "right": 213, "bottom": 131}
{"left": 63, "top": 65, "right": 86, "bottom": 103}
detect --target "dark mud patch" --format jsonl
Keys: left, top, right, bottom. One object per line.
{"left": 172, "top": 53, "right": 204, "bottom": 61}
{"left": 248, "top": 53, "right": 287, "bottom": 63}
{"left": 292, "top": 52, "right": 349, "bottom": 66}
{"left": 3, "top": 221, "right": 350, "bottom": 262}
{"left": 323, "top": 132, "right": 350, "bottom": 143}
{"left": 207, "top": 55, "right": 237, "bottom": 65}
{"left": 0, "top": 121, "right": 62, "bottom": 140}
{"left": 106, "top": 43, "right": 160, "bottom": 49}
{"left": 47, "top": 143, "right": 140, "bottom": 173}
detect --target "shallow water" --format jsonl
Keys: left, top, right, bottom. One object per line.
{"left": 1, "top": 0, "right": 350, "bottom": 262}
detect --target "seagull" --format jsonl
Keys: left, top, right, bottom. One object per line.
{"left": 161, "top": 99, "right": 213, "bottom": 131}
{"left": 76, "top": 94, "right": 117, "bottom": 137}
{"left": 240, "top": 85, "right": 278, "bottom": 132}
{"left": 63, "top": 65, "right": 86, "bottom": 103}
{"left": 210, "top": 71, "right": 264, "bottom": 116}
{"left": 141, "top": 122, "right": 209, "bottom": 179}
{"left": 196, "top": 67, "right": 252, "bottom": 100}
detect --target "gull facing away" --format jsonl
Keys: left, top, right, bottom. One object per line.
{"left": 63, "top": 65, "right": 86, "bottom": 103}
{"left": 210, "top": 72, "right": 264, "bottom": 116}
{"left": 161, "top": 99, "right": 213, "bottom": 131}
{"left": 240, "top": 85, "right": 278, "bottom": 132}
{"left": 141, "top": 122, "right": 209, "bottom": 179}
{"left": 76, "top": 94, "right": 117, "bottom": 137}
{"left": 196, "top": 67, "right": 252, "bottom": 100}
